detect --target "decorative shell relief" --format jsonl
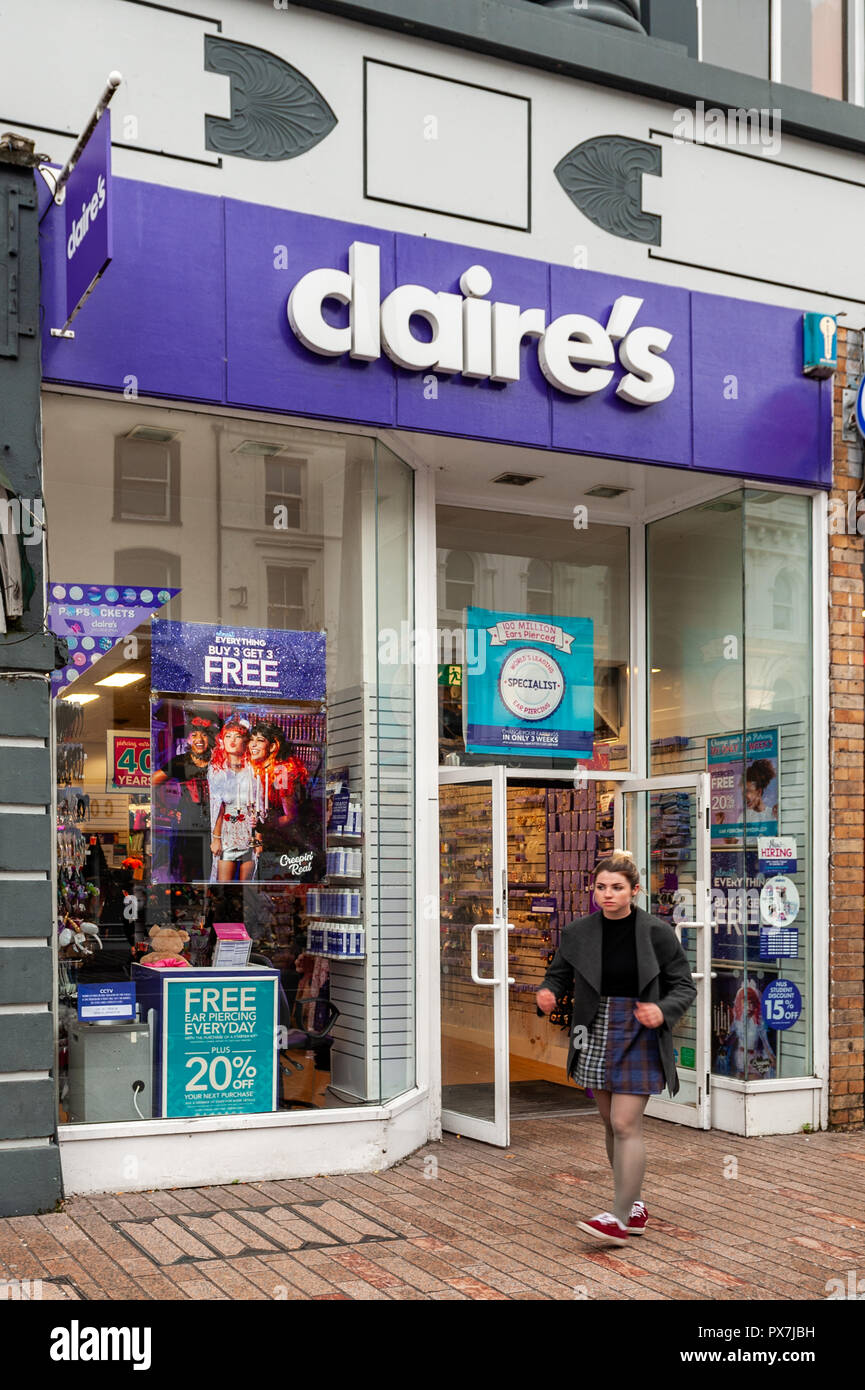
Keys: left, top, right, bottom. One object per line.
{"left": 555, "top": 136, "right": 662, "bottom": 245}
{"left": 205, "top": 35, "right": 337, "bottom": 162}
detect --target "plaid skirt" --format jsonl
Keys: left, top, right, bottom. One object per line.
{"left": 570, "top": 995, "right": 665, "bottom": 1096}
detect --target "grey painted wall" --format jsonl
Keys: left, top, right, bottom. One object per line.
{"left": 0, "top": 141, "right": 63, "bottom": 1217}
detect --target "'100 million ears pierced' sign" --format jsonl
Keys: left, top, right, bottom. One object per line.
{"left": 464, "top": 607, "right": 594, "bottom": 758}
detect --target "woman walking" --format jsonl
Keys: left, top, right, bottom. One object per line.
{"left": 536, "top": 851, "right": 696, "bottom": 1246}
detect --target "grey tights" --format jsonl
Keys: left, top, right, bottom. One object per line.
{"left": 593, "top": 1090, "right": 650, "bottom": 1227}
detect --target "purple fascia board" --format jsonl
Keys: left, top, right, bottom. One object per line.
{"left": 691, "top": 294, "right": 830, "bottom": 488}
{"left": 224, "top": 199, "right": 397, "bottom": 426}
{"left": 548, "top": 264, "right": 692, "bottom": 468}
{"left": 39, "top": 175, "right": 832, "bottom": 488}
{"left": 391, "top": 231, "right": 551, "bottom": 448}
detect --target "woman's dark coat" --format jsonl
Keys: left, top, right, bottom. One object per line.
{"left": 539, "top": 906, "right": 697, "bottom": 1096}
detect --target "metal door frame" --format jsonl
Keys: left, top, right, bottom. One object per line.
{"left": 614, "top": 772, "right": 713, "bottom": 1128}
{"left": 439, "top": 765, "right": 510, "bottom": 1145}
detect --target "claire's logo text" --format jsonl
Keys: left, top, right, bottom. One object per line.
{"left": 66, "top": 174, "right": 107, "bottom": 261}
{"left": 288, "top": 243, "right": 675, "bottom": 406}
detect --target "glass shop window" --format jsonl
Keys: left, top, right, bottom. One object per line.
{"left": 437, "top": 506, "right": 630, "bottom": 771}
{"left": 648, "top": 489, "right": 813, "bottom": 1083}
{"left": 43, "top": 393, "right": 415, "bottom": 1127}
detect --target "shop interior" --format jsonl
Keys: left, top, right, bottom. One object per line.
{"left": 409, "top": 427, "right": 813, "bottom": 1127}
{"left": 45, "top": 391, "right": 813, "bottom": 1132}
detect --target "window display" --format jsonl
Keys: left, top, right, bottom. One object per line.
{"left": 44, "top": 397, "right": 415, "bottom": 1123}
{"left": 648, "top": 489, "right": 812, "bottom": 1081}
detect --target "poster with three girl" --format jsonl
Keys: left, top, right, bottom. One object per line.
{"left": 150, "top": 620, "right": 327, "bottom": 885}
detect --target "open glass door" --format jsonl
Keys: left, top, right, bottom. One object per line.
{"left": 439, "top": 765, "right": 510, "bottom": 1145}
{"left": 614, "top": 774, "right": 712, "bottom": 1128}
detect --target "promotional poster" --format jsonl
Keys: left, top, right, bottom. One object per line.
{"left": 151, "top": 697, "right": 326, "bottom": 885}
{"left": 161, "top": 973, "right": 278, "bottom": 1119}
{"left": 47, "top": 582, "right": 179, "bottom": 695}
{"left": 464, "top": 606, "right": 594, "bottom": 758}
{"left": 151, "top": 619, "right": 325, "bottom": 701}
{"left": 710, "top": 850, "right": 766, "bottom": 964}
{"left": 107, "top": 731, "right": 150, "bottom": 791}
{"left": 708, "top": 728, "right": 779, "bottom": 842}
{"left": 711, "top": 970, "right": 779, "bottom": 1080}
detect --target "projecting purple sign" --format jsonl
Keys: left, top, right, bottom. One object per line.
{"left": 151, "top": 620, "right": 326, "bottom": 701}
{"left": 64, "top": 110, "right": 113, "bottom": 324}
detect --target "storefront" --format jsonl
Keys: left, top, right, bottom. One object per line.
{"left": 37, "top": 173, "right": 831, "bottom": 1195}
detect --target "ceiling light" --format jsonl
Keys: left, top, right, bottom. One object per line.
{"left": 95, "top": 672, "right": 146, "bottom": 688}
{"left": 125, "top": 425, "right": 180, "bottom": 443}
{"left": 61, "top": 691, "right": 99, "bottom": 705}
{"left": 651, "top": 668, "right": 661, "bottom": 673}
{"left": 491, "top": 472, "right": 541, "bottom": 486}
{"left": 584, "top": 484, "right": 632, "bottom": 499}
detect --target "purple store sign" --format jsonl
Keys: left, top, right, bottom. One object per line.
{"left": 40, "top": 179, "right": 832, "bottom": 488}
{"left": 62, "top": 111, "right": 113, "bottom": 325}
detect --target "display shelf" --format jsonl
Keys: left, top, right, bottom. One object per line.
{"left": 306, "top": 913, "right": 363, "bottom": 922}
{"left": 310, "top": 952, "right": 366, "bottom": 962}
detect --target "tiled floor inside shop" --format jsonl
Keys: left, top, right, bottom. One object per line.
{"left": 2, "top": 1116, "right": 863, "bottom": 1300}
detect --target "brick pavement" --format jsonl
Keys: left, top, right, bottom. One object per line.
{"left": 1, "top": 1115, "right": 863, "bottom": 1301}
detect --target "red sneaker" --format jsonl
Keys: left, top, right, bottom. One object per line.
{"left": 577, "top": 1212, "right": 629, "bottom": 1246}
{"left": 628, "top": 1200, "right": 648, "bottom": 1235}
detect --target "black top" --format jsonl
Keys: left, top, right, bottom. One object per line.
{"left": 600, "top": 907, "right": 639, "bottom": 996}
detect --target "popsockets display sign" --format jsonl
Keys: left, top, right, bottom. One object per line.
{"left": 464, "top": 606, "right": 594, "bottom": 758}
{"left": 48, "top": 583, "right": 179, "bottom": 695}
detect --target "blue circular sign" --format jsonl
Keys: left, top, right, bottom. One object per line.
{"left": 856, "top": 377, "right": 865, "bottom": 441}
{"left": 761, "top": 979, "right": 801, "bottom": 1031}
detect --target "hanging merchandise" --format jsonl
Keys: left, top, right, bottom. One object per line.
{"left": 55, "top": 700, "right": 84, "bottom": 742}
{"left": 57, "top": 743, "right": 85, "bottom": 784}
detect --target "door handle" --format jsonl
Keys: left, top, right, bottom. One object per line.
{"left": 470, "top": 924, "right": 499, "bottom": 985}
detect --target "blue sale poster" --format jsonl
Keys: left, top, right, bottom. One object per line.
{"left": 151, "top": 619, "right": 325, "bottom": 700}
{"left": 464, "top": 607, "right": 594, "bottom": 758}
{"left": 162, "top": 974, "right": 278, "bottom": 1118}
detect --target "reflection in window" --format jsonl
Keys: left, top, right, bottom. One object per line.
{"left": 115, "top": 548, "right": 181, "bottom": 619}
{"left": 526, "top": 558, "right": 553, "bottom": 615}
{"left": 267, "top": 565, "right": 306, "bottom": 629}
{"left": 445, "top": 551, "right": 475, "bottom": 614}
{"left": 264, "top": 458, "right": 303, "bottom": 530}
{"left": 772, "top": 569, "right": 795, "bottom": 631}
{"left": 701, "top": 0, "right": 770, "bottom": 79}
{"left": 781, "top": 0, "right": 845, "bottom": 99}
{"left": 114, "top": 436, "right": 180, "bottom": 523}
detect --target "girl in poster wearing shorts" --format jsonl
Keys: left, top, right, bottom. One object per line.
{"left": 208, "top": 717, "right": 257, "bottom": 882}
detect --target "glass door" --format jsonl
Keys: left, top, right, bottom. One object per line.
{"left": 439, "top": 766, "right": 510, "bottom": 1145}
{"left": 614, "top": 774, "right": 712, "bottom": 1128}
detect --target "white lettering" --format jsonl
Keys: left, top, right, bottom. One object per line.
{"left": 286, "top": 241, "right": 675, "bottom": 405}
